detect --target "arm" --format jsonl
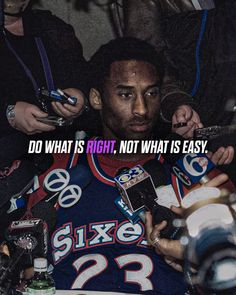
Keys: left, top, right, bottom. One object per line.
{"left": 8, "top": 102, "right": 55, "bottom": 135}
{"left": 146, "top": 173, "right": 230, "bottom": 271}
{"left": 32, "top": 10, "right": 89, "bottom": 121}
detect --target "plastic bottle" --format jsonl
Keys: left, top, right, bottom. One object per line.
{"left": 26, "top": 258, "right": 55, "bottom": 295}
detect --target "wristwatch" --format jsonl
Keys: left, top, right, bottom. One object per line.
{"left": 6, "top": 105, "right": 16, "bottom": 122}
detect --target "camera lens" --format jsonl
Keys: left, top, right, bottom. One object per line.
{"left": 196, "top": 226, "right": 236, "bottom": 293}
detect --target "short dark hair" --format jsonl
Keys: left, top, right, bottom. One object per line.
{"left": 89, "top": 37, "right": 164, "bottom": 93}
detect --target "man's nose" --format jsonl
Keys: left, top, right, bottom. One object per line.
{"left": 132, "top": 95, "right": 147, "bottom": 117}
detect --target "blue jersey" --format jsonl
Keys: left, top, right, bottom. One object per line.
{"left": 44, "top": 151, "right": 187, "bottom": 294}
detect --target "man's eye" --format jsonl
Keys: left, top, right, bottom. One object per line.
{"left": 118, "top": 92, "right": 134, "bottom": 99}
{"left": 145, "top": 88, "right": 160, "bottom": 98}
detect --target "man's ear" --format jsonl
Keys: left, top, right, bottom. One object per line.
{"left": 89, "top": 88, "right": 102, "bottom": 110}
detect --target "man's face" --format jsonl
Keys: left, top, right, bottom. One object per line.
{"left": 100, "top": 60, "right": 161, "bottom": 140}
{"left": 4, "top": 0, "right": 30, "bottom": 15}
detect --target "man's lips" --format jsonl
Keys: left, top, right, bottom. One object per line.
{"left": 129, "top": 121, "right": 151, "bottom": 132}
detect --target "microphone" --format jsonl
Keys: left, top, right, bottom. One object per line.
{"left": 142, "top": 160, "right": 182, "bottom": 239}
{"left": 164, "top": 134, "right": 236, "bottom": 200}
{"left": 194, "top": 125, "right": 236, "bottom": 140}
{"left": 164, "top": 133, "right": 215, "bottom": 187}
{"left": 115, "top": 161, "right": 182, "bottom": 239}
{"left": 0, "top": 154, "right": 54, "bottom": 218}
{"left": 0, "top": 245, "right": 34, "bottom": 294}
{"left": 143, "top": 159, "right": 168, "bottom": 187}
{"left": 0, "top": 159, "right": 36, "bottom": 210}
{"left": 114, "top": 167, "right": 146, "bottom": 224}
{"left": 42, "top": 162, "right": 92, "bottom": 209}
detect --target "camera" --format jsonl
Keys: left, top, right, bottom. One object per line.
{"left": 5, "top": 218, "right": 48, "bottom": 259}
{"left": 36, "top": 88, "right": 76, "bottom": 126}
{"left": 181, "top": 187, "right": 236, "bottom": 294}
{"left": 0, "top": 218, "right": 48, "bottom": 294}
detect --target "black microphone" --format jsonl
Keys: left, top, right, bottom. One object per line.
{"left": 194, "top": 125, "right": 236, "bottom": 140}
{"left": 0, "top": 251, "right": 11, "bottom": 294}
{"left": 115, "top": 167, "right": 146, "bottom": 224}
{"left": 142, "top": 160, "right": 182, "bottom": 239}
{"left": 115, "top": 161, "right": 182, "bottom": 239}
{"left": 143, "top": 159, "right": 168, "bottom": 187}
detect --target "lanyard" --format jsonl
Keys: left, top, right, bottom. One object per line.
{"left": 4, "top": 32, "right": 55, "bottom": 97}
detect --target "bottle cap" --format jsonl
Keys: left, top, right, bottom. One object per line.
{"left": 34, "top": 258, "right": 47, "bottom": 272}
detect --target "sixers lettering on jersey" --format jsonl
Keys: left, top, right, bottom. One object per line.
{"left": 52, "top": 220, "right": 147, "bottom": 264}
{"left": 42, "top": 146, "right": 187, "bottom": 294}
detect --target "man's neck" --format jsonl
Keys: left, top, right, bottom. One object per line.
{"left": 4, "top": 15, "right": 24, "bottom": 35}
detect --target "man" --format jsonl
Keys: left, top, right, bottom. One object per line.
{"left": 33, "top": 38, "right": 233, "bottom": 294}
{"left": 0, "top": 0, "right": 89, "bottom": 250}
{"left": 123, "top": 0, "right": 206, "bottom": 139}
{"left": 124, "top": 0, "right": 236, "bottom": 183}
